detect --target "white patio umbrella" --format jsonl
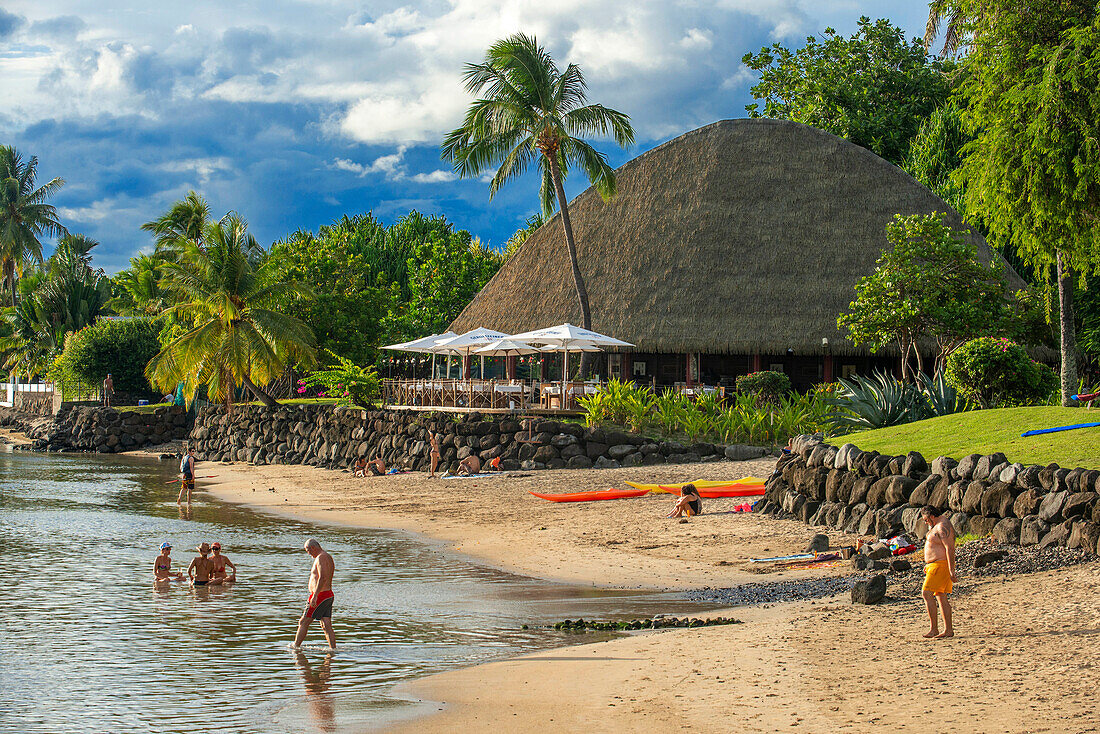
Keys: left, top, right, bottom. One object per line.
{"left": 512, "top": 324, "right": 634, "bottom": 408}
{"left": 433, "top": 328, "right": 511, "bottom": 379}
{"left": 382, "top": 331, "right": 458, "bottom": 378}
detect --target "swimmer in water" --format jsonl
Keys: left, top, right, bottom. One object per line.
{"left": 154, "top": 542, "right": 183, "bottom": 582}
{"left": 210, "top": 542, "right": 237, "bottom": 583}
{"left": 188, "top": 542, "right": 220, "bottom": 586}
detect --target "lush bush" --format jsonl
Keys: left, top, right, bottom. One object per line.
{"left": 298, "top": 350, "right": 381, "bottom": 409}
{"left": 50, "top": 318, "right": 161, "bottom": 397}
{"left": 827, "top": 370, "right": 967, "bottom": 431}
{"left": 945, "top": 338, "right": 1058, "bottom": 408}
{"left": 735, "top": 371, "right": 791, "bottom": 405}
{"left": 579, "top": 380, "right": 829, "bottom": 445}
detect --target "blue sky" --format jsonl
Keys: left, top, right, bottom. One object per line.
{"left": 1, "top": 1, "right": 927, "bottom": 272}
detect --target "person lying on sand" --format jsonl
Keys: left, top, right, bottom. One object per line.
{"left": 921, "top": 505, "right": 957, "bottom": 639}
{"left": 667, "top": 484, "right": 702, "bottom": 520}
{"left": 210, "top": 542, "right": 236, "bottom": 583}
{"left": 154, "top": 542, "right": 183, "bottom": 582}
{"left": 189, "top": 543, "right": 222, "bottom": 586}
{"left": 457, "top": 454, "right": 481, "bottom": 475}
{"left": 429, "top": 434, "right": 442, "bottom": 478}
{"left": 365, "top": 456, "right": 386, "bottom": 476}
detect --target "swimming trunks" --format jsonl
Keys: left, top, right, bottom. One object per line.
{"left": 922, "top": 560, "right": 953, "bottom": 595}
{"left": 305, "top": 590, "right": 335, "bottom": 619}
{"left": 193, "top": 580, "right": 208, "bottom": 586}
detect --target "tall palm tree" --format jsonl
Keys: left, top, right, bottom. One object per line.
{"left": 140, "top": 191, "right": 215, "bottom": 259}
{"left": 442, "top": 33, "right": 634, "bottom": 351}
{"left": 110, "top": 253, "right": 171, "bottom": 317}
{"left": 145, "top": 214, "right": 317, "bottom": 408}
{"left": 0, "top": 146, "right": 67, "bottom": 308}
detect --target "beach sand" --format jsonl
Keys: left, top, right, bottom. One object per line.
{"left": 178, "top": 458, "right": 1100, "bottom": 733}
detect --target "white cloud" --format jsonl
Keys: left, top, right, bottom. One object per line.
{"left": 411, "top": 169, "right": 457, "bottom": 183}
{"left": 331, "top": 145, "right": 457, "bottom": 185}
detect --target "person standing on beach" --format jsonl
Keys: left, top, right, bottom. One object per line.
{"left": 178, "top": 448, "right": 196, "bottom": 504}
{"left": 429, "top": 434, "right": 441, "bottom": 478}
{"left": 102, "top": 373, "right": 114, "bottom": 407}
{"left": 921, "top": 506, "right": 957, "bottom": 639}
{"left": 293, "top": 539, "right": 336, "bottom": 650}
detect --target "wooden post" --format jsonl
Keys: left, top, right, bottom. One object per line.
{"left": 685, "top": 353, "right": 694, "bottom": 387}
{"left": 752, "top": 354, "right": 762, "bottom": 372}
{"left": 824, "top": 355, "right": 834, "bottom": 383}
{"left": 507, "top": 356, "right": 516, "bottom": 380}
{"left": 462, "top": 354, "right": 471, "bottom": 380}
{"left": 622, "top": 353, "right": 632, "bottom": 382}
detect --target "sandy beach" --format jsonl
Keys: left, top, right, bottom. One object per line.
{"left": 160, "top": 456, "right": 1100, "bottom": 732}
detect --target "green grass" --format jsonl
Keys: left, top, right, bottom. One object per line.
{"left": 117, "top": 402, "right": 173, "bottom": 414}
{"left": 241, "top": 397, "right": 341, "bottom": 407}
{"left": 844, "top": 406, "right": 1100, "bottom": 468}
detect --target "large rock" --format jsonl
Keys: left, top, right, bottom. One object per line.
{"left": 955, "top": 454, "right": 982, "bottom": 481}
{"left": 725, "top": 444, "right": 765, "bottom": 461}
{"left": 885, "top": 475, "right": 920, "bottom": 504}
{"left": 909, "top": 474, "right": 940, "bottom": 507}
{"left": 533, "top": 445, "right": 560, "bottom": 463}
{"left": 981, "top": 482, "right": 1018, "bottom": 518}
{"left": 1017, "top": 465, "right": 1044, "bottom": 491}
{"left": 607, "top": 444, "right": 636, "bottom": 461}
{"left": 585, "top": 442, "right": 609, "bottom": 459}
{"left": 1019, "top": 516, "right": 1048, "bottom": 546}
{"left": 1038, "top": 490, "right": 1069, "bottom": 523}
{"left": 1063, "top": 492, "right": 1098, "bottom": 520}
{"left": 973, "top": 453, "right": 1008, "bottom": 481}
{"left": 805, "top": 533, "right": 830, "bottom": 553}
{"left": 902, "top": 451, "right": 928, "bottom": 478}
{"left": 973, "top": 550, "right": 1007, "bottom": 569}
{"left": 947, "top": 482, "right": 968, "bottom": 513}
{"left": 1039, "top": 523, "right": 1070, "bottom": 549}
{"left": 961, "top": 481, "right": 987, "bottom": 515}
{"left": 1012, "top": 489, "right": 1044, "bottom": 520}
{"left": 593, "top": 456, "right": 621, "bottom": 470}
{"left": 930, "top": 455, "right": 958, "bottom": 479}
{"left": 850, "top": 477, "right": 874, "bottom": 505}
{"left": 1068, "top": 521, "right": 1100, "bottom": 551}
{"left": 949, "top": 512, "right": 969, "bottom": 536}
{"left": 966, "top": 515, "right": 999, "bottom": 538}
{"left": 851, "top": 575, "right": 888, "bottom": 605}
{"left": 992, "top": 517, "right": 1022, "bottom": 544}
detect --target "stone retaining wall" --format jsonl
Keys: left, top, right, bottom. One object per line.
{"left": 755, "top": 434, "right": 1100, "bottom": 554}
{"left": 25, "top": 405, "right": 191, "bottom": 452}
{"left": 186, "top": 405, "right": 776, "bottom": 473}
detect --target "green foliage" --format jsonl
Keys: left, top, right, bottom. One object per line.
{"left": 945, "top": 338, "right": 1058, "bottom": 408}
{"left": 298, "top": 350, "right": 381, "bottom": 409}
{"left": 742, "top": 17, "right": 950, "bottom": 166}
{"left": 50, "top": 318, "right": 160, "bottom": 397}
{"left": 735, "top": 371, "right": 791, "bottom": 405}
{"left": 838, "top": 212, "right": 1015, "bottom": 379}
{"left": 0, "top": 145, "right": 66, "bottom": 307}
{"left": 145, "top": 213, "right": 317, "bottom": 407}
{"left": 503, "top": 213, "right": 546, "bottom": 259}
{"left": 916, "top": 370, "right": 967, "bottom": 417}
{"left": 904, "top": 101, "right": 970, "bottom": 216}
{"left": 828, "top": 369, "right": 969, "bottom": 432}
{"left": 403, "top": 230, "right": 503, "bottom": 337}
{"left": 579, "top": 381, "right": 829, "bottom": 446}
{"left": 110, "top": 253, "right": 171, "bottom": 317}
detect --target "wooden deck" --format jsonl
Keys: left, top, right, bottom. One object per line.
{"left": 382, "top": 404, "right": 584, "bottom": 418}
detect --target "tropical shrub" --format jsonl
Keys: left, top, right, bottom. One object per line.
{"left": 50, "top": 318, "right": 161, "bottom": 397}
{"left": 827, "top": 371, "right": 931, "bottom": 431}
{"left": 735, "top": 371, "right": 791, "bottom": 405}
{"left": 945, "top": 338, "right": 1058, "bottom": 408}
{"left": 298, "top": 350, "right": 381, "bottom": 409}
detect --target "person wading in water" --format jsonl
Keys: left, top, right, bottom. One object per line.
{"left": 293, "top": 538, "right": 336, "bottom": 650}
{"left": 178, "top": 448, "right": 196, "bottom": 505}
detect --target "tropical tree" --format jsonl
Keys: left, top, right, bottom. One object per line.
{"left": 145, "top": 214, "right": 317, "bottom": 408}
{"left": 0, "top": 145, "right": 66, "bottom": 308}
{"left": 743, "top": 17, "right": 950, "bottom": 167}
{"left": 442, "top": 33, "right": 635, "bottom": 362}
{"left": 140, "top": 191, "right": 215, "bottom": 260}
{"left": 958, "top": 0, "right": 1100, "bottom": 404}
{"left": 925, "top": 0, "right": 966, "bottom": 55}
{"left": 110, "top": 252, "right": 171, "bottom": 317}
{"left": 503, "top": 212, "right": 546, "bottom": 259}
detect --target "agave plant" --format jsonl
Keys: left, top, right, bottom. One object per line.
{"left": 826, "top": 370, "right": 931, "bottom": 431}
{"left": 917, "top": 370, "right": 967, "bottom": 416}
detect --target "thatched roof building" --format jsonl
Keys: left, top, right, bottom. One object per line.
{"left": 450, "top": 119, "right": 1026, "bottom": 388}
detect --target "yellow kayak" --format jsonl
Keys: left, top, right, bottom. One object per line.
{"left": 625, "top": 477, "right": 765, "bottom": 494}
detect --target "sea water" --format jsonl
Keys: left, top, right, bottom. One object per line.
{"left": 0, "top": 450, "right": 704, "bottom": 733}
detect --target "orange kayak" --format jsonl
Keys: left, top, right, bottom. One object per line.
{"left": 660, "top": 484, "right": 765, "bottom": 498}
{"left": 529, "top": 488, "right": 651, "bottom": 502}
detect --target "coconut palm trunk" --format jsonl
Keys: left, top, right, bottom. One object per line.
{"left": 241, "top": 373, "right": 278, "bottom": 408}
{"left": 1056, "top": 250, "right": 1078, "bottom": 406}
{"left": 547, "top": 159, "right": 593, "bottom": 376}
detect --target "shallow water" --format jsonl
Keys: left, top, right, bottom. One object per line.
{"left": 0, "top": 450, "right": 705, "bottom": 733}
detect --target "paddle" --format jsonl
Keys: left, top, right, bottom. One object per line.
{"left": 163, "top": 475, "right": 217, "bottom": 483}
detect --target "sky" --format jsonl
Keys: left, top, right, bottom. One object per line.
{"left": 1, "top": 1, "right": 928, "bottom": 273}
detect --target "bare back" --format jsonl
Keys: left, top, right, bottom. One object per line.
{"left": 924, "top": 517, "right": 955, "bottom": 563}
{"left": 309, "top": 551, "right": 334, "bottom": 595}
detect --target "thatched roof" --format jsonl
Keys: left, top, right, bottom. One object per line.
{"left": 450, "top": 119, "right": 1028, "bottom": 357}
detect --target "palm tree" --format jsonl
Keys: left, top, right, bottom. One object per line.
{"left": 0, "top": 146, "right": 67, "bottom": 308}
{"left": 145, "top": 214, "right": 316, "bottom": 408}
{"left": 110, "top": 253, "right": 171, "bottom": 317}
{"left": 140, "top": 191, "right": 215, "bottom": 259}
{"left": 442, "top": 33, "right": 634, "bottom": 354}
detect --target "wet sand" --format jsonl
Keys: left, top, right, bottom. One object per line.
{"left": 156, "top": 456, "right": 1100, "bottom": 732}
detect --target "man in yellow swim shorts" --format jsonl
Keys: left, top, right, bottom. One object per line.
{"left": 921, "top": 505, "right": 958, "bottom": 639}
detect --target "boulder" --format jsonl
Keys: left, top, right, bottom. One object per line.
{"left": 567, "top": 454, "right": 593, "bottom": 469}
{"left": 560, "top": 444, "right": 585, "bottom": 460}
{"left": 992, "top": 517, "right": 1022, "bottom": 544}
{"left": 1039, "top": 523, "right": 1070, "bottom": 549}
{"left": 805, "top": 533, "right": 830, "bottom": 553}
{"left": 949, "top": 512, "right": 969, "bottom": 537}
{"left": 1012, "top": 489, "right": 1044, "bottom": 520}
{"left": 1062, "top": 492, "right": 1098, "bottom": 520}
{"left": 1038, "top": 490, "right": 1069, "bottom": 523}
{"left": 593, "top": 456, "right": 621, "bottom": 469}
{"left": 866, "top": 543, "right": 891, "bottom": 560}
{"left": 585, "top": 442, "right": 609, "bottom": 459}
{"left": 607, "top": 444, "right": 636, "bottom": 461}
{"left": 930, "top": 455, "right": 958, "bottom": 479}
{"left": 533, "top": 445, "right": 560, "bottom": 463}
{"left": 851, "top": 575, "right": 888, "bottom": 605}
{"left": 725, "top": 444, "right": 765, "bottom": 461}
{"left": 973, "top": 550, "right": 1007, "bottom": 569}
{"left": 1019, "top": 516, "right": 1048, "bottom": 546}
{"left": 981, "top": 482, "right": 1018, "bottom": 518}
{"left": 885, "top": 476, "right": 920, "bottom": 504}
{"left": 966, "top": 515, "right": 999, "bottom": 538}
{"left": 901, "top": 507, "right": 924, "bottom": 536}
{"left": 902, "top": 451, "right": 928, "bottom": 478}
{"left": 909, "top": 474, "right": 940, "bottom": 507}
{"left": 622, "top": 452, "right": 644, "bottom": 467}
{"left": 961, "top": 481, "right": 987, "bottom": 515}
{"left": 1017, "top": 465, "right": 1044, "bottom": 491}
{"left": 998, "top": 462, "right": 1025, "bottom": 484}
{"left": 947, "top": 482, "right": 968, "bottom": 513}
{"left": 851, "top": 554, "right": 871, "bottom": 571}
{"left": 890, "top": 558, "right": 912, "bottom": 572}
{"left": 955, "top": 454, "right": 982, "bottom": 481}
{"left": 850, "top": 477, "right": 874, "bottom": 505}
{"left": 1068, "top": 521, "right": 1100, "bottom": 551}
{"left": 866, "top": 477, "right": 893, "bottom": 508}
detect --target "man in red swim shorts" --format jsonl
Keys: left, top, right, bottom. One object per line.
{"left": 292, "top": 538, "right": 336, "bottom": 650}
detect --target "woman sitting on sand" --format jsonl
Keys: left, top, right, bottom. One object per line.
{"left": 352, "top": 456, "right": 368, "bottom": 477}
{"left": 667, "top": 484, "right": 702, "bottom": 520}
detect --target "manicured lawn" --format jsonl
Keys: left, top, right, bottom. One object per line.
{"left": 844, "top": 406, "right": 1100, "bottom": 469}
{"left": 241, "top": 397, "right": 341, "bottom": 407}
{"left": 117, "top": 402, "right": 173, "bottom": 414}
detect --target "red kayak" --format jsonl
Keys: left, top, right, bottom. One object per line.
{"left": 529, "top": 488, "right": 651, "bottom": 502}
{"left": 659, "top": 484, "right": 765, "bottom": 498}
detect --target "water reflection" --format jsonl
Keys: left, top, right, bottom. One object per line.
{"left": 0, "top": 450, "right": 713, "bottom": 734}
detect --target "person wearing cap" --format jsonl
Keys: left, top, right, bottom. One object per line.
{"left": 154, "top": 542, "right": 183, "bottom": 582}
{"left": 210, "top": 542, "right": 237, "bottom": 583}
{"left": 188, "top": 542, "right": 218, "bottom": 586}
{"left": 177, "top": 448, "right": 197, "bottom": 505}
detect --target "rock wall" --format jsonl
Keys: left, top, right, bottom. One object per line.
{"left": 24, "top": 405, "right": 191, "bottom": 452}
{"left": 187, "top": 405, "right": 775, "bottom": 473}
{"left": 755, "top": 434, "right": 1100, "bottom": 554}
